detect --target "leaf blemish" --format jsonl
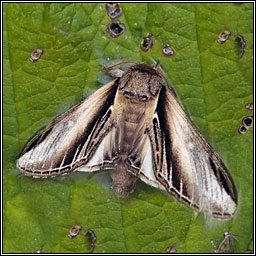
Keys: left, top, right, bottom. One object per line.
{"left": 106, "top": 20, "right": 126, "bottom": 38}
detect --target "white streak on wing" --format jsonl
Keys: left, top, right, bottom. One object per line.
{"left": 72, "top": 145, "right": 81, "bottom": 165}
{"left": 223, "top": 190, "right": 236, "bottom": 215}
{"left": 78, "top": 126, "right": 118, "bottom": 172}
{"left": 78, "top": 138, "right": 105, "bottom": 172}
{"left": 199, "top": 161, "right": 236, "bottom": 214}
{"left": 59, "top": 154, "right": 67, "bottom": 169}
{"left": 19, "top": 124, "right": 67, "bottom": 170}
{"left": 139, "top": 143, "right": 165, "bottom": 190}
{"left": 209, "top": 170, "right": 236, "bottom": 215}
{"left": 40, "top": 125, "right": 66, "bottom": 163}
{"left": 50, "top": 160, "right": 54, "bottom": 170}
{"left": 191, "top": 154, "right": 220, "bottom": 212}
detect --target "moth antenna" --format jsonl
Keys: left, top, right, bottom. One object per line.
{"left": 154, "top": 60, "right": 161, "bottom": 68}
{"left": 102, "top": 60, "right": 139, "bottom": 78}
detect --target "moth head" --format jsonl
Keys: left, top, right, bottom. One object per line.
{"left": 118, "top": 63, "right": 165, "bottom": 101}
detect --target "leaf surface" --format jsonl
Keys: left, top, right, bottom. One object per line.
{"left": 3, "top": 3, "right": 253, "bottom": 253}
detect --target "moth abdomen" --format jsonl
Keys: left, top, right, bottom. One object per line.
{"left": 111, "top": 162, "right": 138, "bottom": 196}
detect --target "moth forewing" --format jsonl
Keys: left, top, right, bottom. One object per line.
{"left": 17, "top": 63, "right": 237, "bottom": 218}
{"left": 153, "top": 86, "right": 237, "bottom": 217}
{"left": 17, "top": 79, "right": 118, "bottom": 177}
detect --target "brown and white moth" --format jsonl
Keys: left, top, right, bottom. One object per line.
{"left": 17, "top": 63, "right": 237, "bottom": 218}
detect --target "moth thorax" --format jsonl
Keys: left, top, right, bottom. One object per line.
{"left": 119, "top": 64, "right": 164, "bottom": 101}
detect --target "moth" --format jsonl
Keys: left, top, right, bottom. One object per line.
{"left": 17, "top": 63, "right": 237, "bottom": 218}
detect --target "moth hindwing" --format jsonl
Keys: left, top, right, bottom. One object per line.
{"left": 17, "top": 63, "right": 237, "bottom": 218}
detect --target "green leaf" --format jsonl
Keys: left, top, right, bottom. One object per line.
{"left": 3, "top": 3, "right": 253, "bottom": 253}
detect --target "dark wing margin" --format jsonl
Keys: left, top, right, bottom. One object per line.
{"left": 154, "top": 86, "right": 237, "bottom": 218}
{"left": 17, "top": 79, "right": 119, "bottom": 177}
